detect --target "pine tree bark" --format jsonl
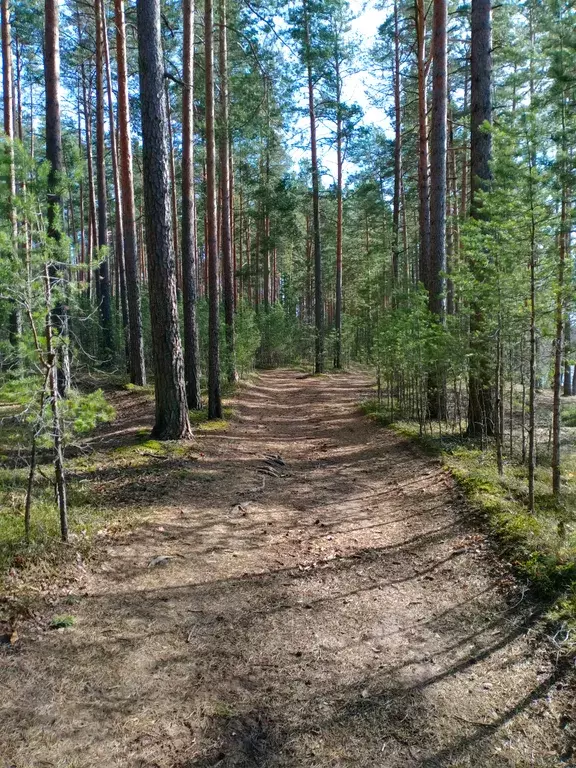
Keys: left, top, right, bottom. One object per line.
{"left": 44, "top": 0, "right": 70, "bottom": 397}
{"left": 527, "top": 148, "right": 537, "bottom": 514}
{"left": 427, "top": 0, "right": 448, "bottom": 419}
{"left": 552, "top": 172, "right": 568, "bottom": 499}
{"left": 391, "top": 0, "right": 402, "bottom": 288}
{"left": 415, "top": 0, "right": 430, "bottom": 290}
{"left": 165, "top": 83, "right": 180, "bottom": 279}
{"left": 334, "top": 38, "right": 343, "bottom": 369}
{"left": 467, "top": 0, "right": 493, "bottom": 437}
{"left": 564, "top": 320, "right": 572, "bottom": 397}
{"left": 2, "top": 0, "right": 15, "bottom": 236}
{"left": 219, "top": 0, "right": 237, "bottom": 382}
{"left": 101, "top": 0, "right": 129, "bottom": 369}
{"left": 304, "top": 0, "right": 323, "bottom": 373}
{"left": 114, "top": 0, "right": 146, "bottom": 385}
{"left": 80, "top": 58, "right": 97, "bottom": 301}
{"left": 2, "top": 0, "right": 20, "bottom": 362}
{"left": 204, "top": 0, "right": 222, "bottom": 418}
{"left": 136, "top": 0, "right": 191, "bottom": 439}
{"left": 181, "top": 0, "right": 202, "bottom": 409}
{"left": 95, "top": 0, "right": 113, "bottom": 356}
{"left": 14, "top": 34, "right": 22, "bottom": 141}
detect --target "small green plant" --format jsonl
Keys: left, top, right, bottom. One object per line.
{"left": 212, "top": 701, "right": 236, "bottom": 718}
{"left": 562, "top": 406, "right": 576, "bottom": 428}
{"left": 60, "top": 389, "right": 116, "bottom": 437}
{"left": 49, "top": 615, "right": 76, "bottom": 629}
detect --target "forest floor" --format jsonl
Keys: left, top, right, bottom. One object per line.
{"left": 1, "top": 369, "right": 574, "bottom": 767}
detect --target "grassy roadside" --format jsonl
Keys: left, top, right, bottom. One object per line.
{"left": 361, "top": 398, "right": 576, "bottom": 648}
{"left": 0, "top": 375, "right": 236, "bottom": 578}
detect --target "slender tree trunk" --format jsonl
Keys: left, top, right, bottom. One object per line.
{"left": 44, "top": 0, "right": 70, "bottom": 398}
{"left": 181, "top": 0, "right": 202, "bottom": 409}
{"left": 467, "top": 0, "right": 493, "bottom": 437}
{"left": 165, "top": 83, "right": 180, "bottom": 283}
{"left": 80, "top": 60, "right": 96, "bottom": 302}
{"left": 494, "top": 327, "right": 503, "bottom": 475}
{"left": 262, "top": 110, "right": 270, "bottom": 313}
{"left": 427, "top": 0, "right": 448, "bottom": 419}
{"left": 101, "top": 0, "right": 129, "bottom": 369}
{"left": 563, "top": 320, "right": 571, "bottom": 397}
{"left": 78, "top": 108, "right": 86, "bottom": 286}
{"left": 136, "top": 0, "right": 191, "bottom": 439}
{"left": 43, "top": 266, "right": 68, "bottom": 541}
{"left": 304, "top": 0, "right": 323, "bottom": 373}
{"left": 527, "top": 149, "right": 537, "bottom": 514}
{"left": 552, "top": 177, "right": 568, "bottom": 500}
{"left": 447, "top": 108, "right": 458, "bottom": 315}
{"left": 114, "top": 0, "right": 146, "bottom": 385}
{"left": 334, "top": 45, "right": 343, "bottom": 369}
{"left": 2, "top": 0, "right": 21, "bottom": 363}
{"left": 238, "top": 185, "right": 244, "bottom": 302}
{"left": 14, "top": 35, "right": 22, "bottom": 141}
{"left": 254, "top": 200, "right": 261, "bottom": 312}
{"left": 219, "top": 0, "right": 237, "bottom": 382}
{"left": 415, "top": 0, "right": 431, "bottom": 291}
{"left": 460, "top": 56, "right": 469, "bottom": 220}
{"left": 230, "top": 148, "right": 236, "bottom": 311}
{"left": 392, "top": 0, "right": 402, "bottom": 288}
{"left": 263, "top": 212, "right": 270, "bottom": 311}
{"left": 204, "top": 0, "right": 222, "bottom": 418}
{"left": 95, "top": 0, "right": 113, "bottom": 356}
{"left": 246, "top": 212, "right": 252, "bottom": 305}
{"left": 2, "top": 0, "right": 15, "bottom": 237}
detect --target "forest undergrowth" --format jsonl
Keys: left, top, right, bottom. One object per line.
{"left": 0, "top": 375, "right": 236, "bottom": 579}
{"left": 362, "top": 389, "right": 576, "bottom": 651}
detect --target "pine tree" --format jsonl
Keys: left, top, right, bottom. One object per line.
{"left": 136, "top": 0, "right": 191, "bottom": 439}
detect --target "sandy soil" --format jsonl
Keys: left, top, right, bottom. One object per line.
{"left": 0, "top": 370, "right": 572, "bottom": 767}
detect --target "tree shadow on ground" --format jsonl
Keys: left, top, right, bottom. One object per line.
{"left": 1, "top": 370, "right": 572, "bottom": 767}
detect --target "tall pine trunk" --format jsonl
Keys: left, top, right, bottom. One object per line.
{"left": 80, "top": 58, "right": 97, "bottom": 302}
{"left": 427, "top": 0, "right": 448, "bottom": 419}
{"left": 392, "top": 0, "right": 402, "bottom": 288}
{"left": 205, "top": 0, "right": 222, "bottom": 418}
{"left": 527, "top": 146, "right": 537, "bottom": 514}
{"left": 334, "top": 42, "right": 343, "bottom": 370}
{"left": 467, "top": 0, "right": 493, "bottom": 437}
{"left": 304, "top": 0, "right": 323, "bottom": 373}
{"left": 415, "top": 0, "right": 430, "bottom": 290}
{"left": 181, "top": 0, "right": 202, "bottom": 409}
{"left": 2, "top": 0, "right": 21, "bottom": 363}
{"left": 136, "top": 0, "right": 191, "bottom": 439}
{"left": 44, "top": 0, "right": 70, "bottom": 397}
{"left": 219, "top": 0, "right": 237, "bottom": 382}
{"left": 94, "top": 0, "right": 113, "bottom": 356}
{"left": 165, "top": 83, "right": 180, "bottom": 279}
{"left": 552, "top": 155, "right": 568, "bottom": 500}
{"left": 114, "top": 0, "right": 146, "bottom": 385}
{"left": 101, "top": 0, "right": 129, "bottom": 369}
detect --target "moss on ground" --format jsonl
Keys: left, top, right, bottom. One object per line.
{"left": 361, "top": 398, "right": 576, "bottom": 641}
{"left": 0, "top": 377, "right": 235, "bottom": 576}
{"left": 189, "top": 406, "right": 233, "bottom": 432}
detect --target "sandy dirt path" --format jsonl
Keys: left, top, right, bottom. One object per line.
{"left": 0, "top": 370, "right": 569, "bottom": 767}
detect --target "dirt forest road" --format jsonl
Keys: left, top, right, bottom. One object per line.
{"left": 1, "top": 370, "right": 571, "bottom": 767}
